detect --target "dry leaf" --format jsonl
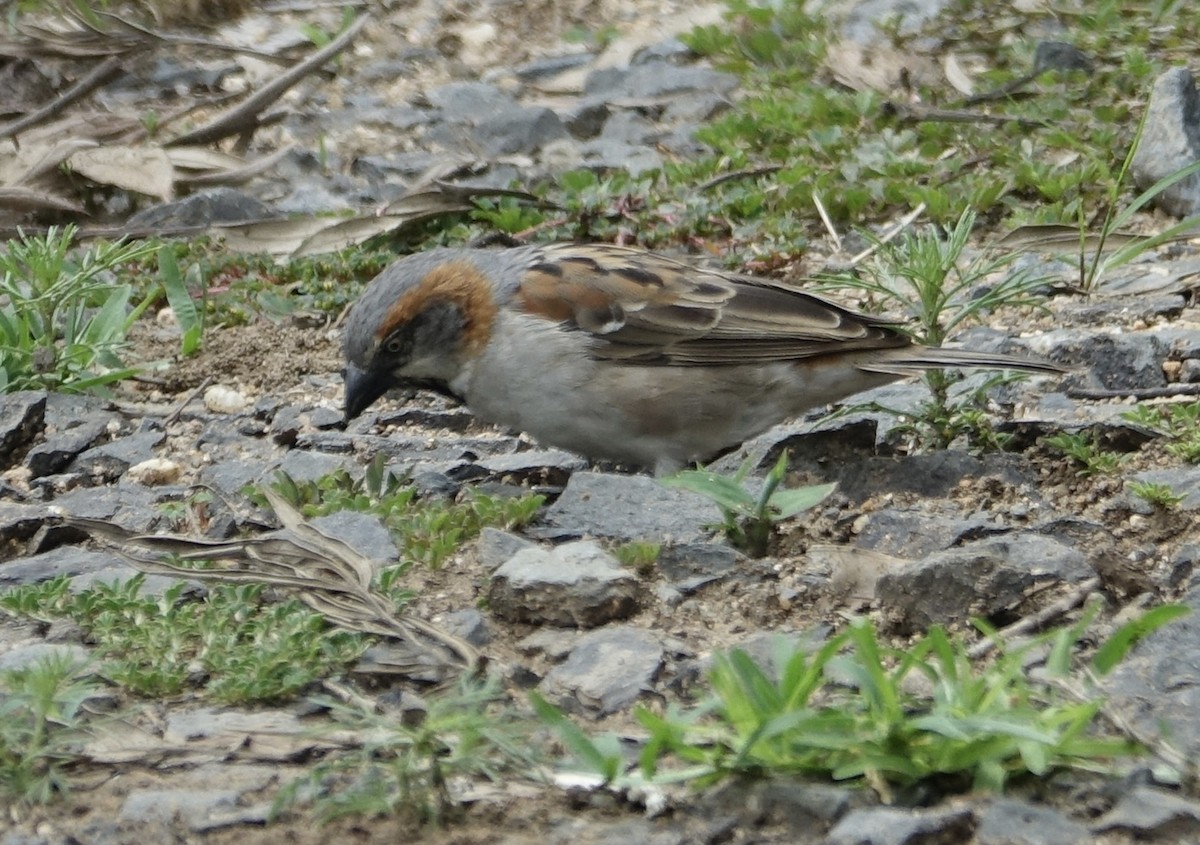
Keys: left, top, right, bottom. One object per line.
{"left": 67, "top": 144, "right": 175, "bottom": 201}
{"left": 943, "top": 53, "right": 975, "bottom": 96}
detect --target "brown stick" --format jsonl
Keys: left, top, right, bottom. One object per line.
{"left": 0, "top": 56, "right": 125, "bottom": 140}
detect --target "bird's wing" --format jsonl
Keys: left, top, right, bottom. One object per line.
{"left": 513, "top": 243, "right": 910, "bottom": 364}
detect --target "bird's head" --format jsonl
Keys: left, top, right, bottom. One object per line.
{"left": 342, "top": 252, "right": 499, "bottom": 421}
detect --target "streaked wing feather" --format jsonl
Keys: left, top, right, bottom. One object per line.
{"left": 516, "top": 243, "right": 911, "bottom": 365}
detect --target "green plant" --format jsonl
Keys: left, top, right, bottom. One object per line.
{"left": 157, "top": 244, "right": 205, "bottom": 356}
{"left": 0, "top": 653, "right": 99, "bottom": 806}
{"left": 1, "top": 575, "right": 366, "bottom": 704}
{"left": 1123, "top": 402, "right": 1200, "bottom": 463}
{"left": 0, "top": 226, "right": 159, "bottom": 393}
{"left": 662, "top": 451, "right": 834, "bottom": 556}
{"left": 537, "top": 607, "right": 1185, "bottom": 794}
{"left": 612, "top": 541, "right": 662, "bottom": 575}
{"left": 264, "top": 456, "right": 545, "bottom": 569}
{"left": 277, "top": 676, "right": 542, "bottom": 824}
{"left": 1045, "top": 431, "right": 1128, "bottom": 476}
{"left": 1128, "top": 481, "right": 1186, "bottom": 509}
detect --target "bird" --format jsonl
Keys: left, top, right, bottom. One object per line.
{"left": 342, "top": 242, "right": 1060, "bottom": 475}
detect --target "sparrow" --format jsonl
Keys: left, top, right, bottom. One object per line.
{"left": 342, "top": 243, "right": 1060, "bottom": 474}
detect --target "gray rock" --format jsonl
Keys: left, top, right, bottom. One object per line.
{"left": 837, "top": 450, "right": 1035, "bottom": 503}
{"left": 536, "top": 472, "right": 721, "bottom": 543}
{"left": 578, "top": 138, "right": 663, "bottom": 174}
{"left": 513, "top": 52, "right": 594, "bottom": 81}
{"left": 656, "top": 543, "right": 742, "bottom": 583}
{"left": 310, "top": 510, "right": 397, "bottom": 565}
{"left": 74, "top": 430, "right": 165, "bottom": 480}
{"left": 599, "top": 110, "right": 658, "bottom": 145}
{"left": 125, "top": 187, "right": 273, "bottom": 228}
{"left": 0, "top": 641, "right": 91, "bottom": 672}
{"left": 424, "top": 81, "right": 516, "bottom": 121}
{"left": 440, "top": 608, "right": 491, "bottom": 646}
{"left": 117, "top": 764, "right": 279, "bottom": 831}
{"left": 0, "top": 502, "right": 50, "bottom": 552}
{"left": 1028, "top": 328, "right": 1167, "bottom": 391}
{"left": 1103, "top": 585, "right": 1200, "bottom": 766}
{"left": 853, "top": 507, "right": 1008, "bottom": 557}
{"left": 586, "top": 62, "right": 737, "bottom": 99}
{"left": 1127, "top": 466, "right": 1200, "bottom": 510}
{"left": 1091, "top": 786, "right": 1200, "bottom": 837}
{"left": 709, "top": 778, "right": 856, "bottom": 826}
{"left": 1131, "top": 67, "right": 1200, "bottom": 218}
{"left": 827, "top": 805, "right": 975, "bottom": 845}
{"left": 53, "top": 485, "right": 165, "bottom": 533}
{"left": 477, "top": 448, "right": 588, "bottom": 482}
{"left": 476, "top": 527, "right": 537, "bottom": 570}
{"left": 977, "top": 798, "right": 1090, "bottom": 845}
{"left": 273, "top": 449, "right": 351, "bottom": 484}
{"left": 0, "top": 390, "right": 46, "bottom": 458}
{"left": 664, "top": 92, "right": 730, "bottom": 123}
{"left": 489, "top": 540, "right": 640, "bottom": 627}
{"left": 876, "top": 534, "right": 1095, "bottom": 633}
{"left": 0, "top": 546, "right": 127, "bottom": 588}
{"left": 540, "top": 625, "right": 663, "bottom": 715}
{"left": 474, "top": 106, "right": 568, "bottom": 156}
{"left": 25, "top": 418, "right": 108, "bottom": 477}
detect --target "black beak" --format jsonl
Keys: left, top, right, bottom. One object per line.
{"left": 343, "top": 363, "right": 393, "bottom": 422}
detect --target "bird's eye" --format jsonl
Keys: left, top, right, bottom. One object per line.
{"left": 384, "top": 335, "right": 405, "bottom": 354}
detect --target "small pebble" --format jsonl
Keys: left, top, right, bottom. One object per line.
{"left": 204, "top": 385, "right": 249, "bottom": 414}
{"left": 126, "top": 458, "right": 183, "bottom": 486}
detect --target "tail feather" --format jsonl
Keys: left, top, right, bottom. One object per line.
{"left": 862, "top": 346, "right": 1065, "bottom": 376}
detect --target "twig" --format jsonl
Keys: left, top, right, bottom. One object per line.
{"left": 812, "top": 190, "right": 841, "bottom": 252}
{"left": 165, "top": 376, "right": 213, "bottom": 425}
{"left": 968, "top": 577, "right": 1101, "bottom": 659}
{"left": 0, "top": 56, "right": 125, "bottom": 140}
{"left": 848, "top": 202, "right": 926, "bottom": 267}
{"left": 882, "top": 101, "right": 1048, "bottom": 130}
{"left": 1068, "top": 384, "right": 1200, "bottom": 401}
{"left": 696, "top": 165, "right": 783, "bottom": 192}
{"left": 167, "top": 14, "right": 369, "bottom": 147}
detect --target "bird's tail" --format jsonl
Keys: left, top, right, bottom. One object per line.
{"left": 862, "top": 346, "right": 1065, "bottom": 376}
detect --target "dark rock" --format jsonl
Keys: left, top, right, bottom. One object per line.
{"left": 827, "top": 805, "right": 975, "bottom": 845}
{"left": 977, "top": 798, "right": 1090, "bottom": 845}
{"left": 74, "top": 430, "right": 165, "bottom": 480}
{"left": 535, "top": 472, "right": 721, "bottom": 543}
{"left": 1033, "top": 41, "right": 1094, "bottom": 75}
{"left": 837, "top": 451, "right": 1035, "bottom": 503}
{"left": 1091, "top": 786, "right": 1200, "bottom": 837}
{"left": 199, "top": 460, "right": 265, "bottom": 499}
{"left": 25, "top": 418, "right": 108, "bottom": 477}
{"left": 1131, "top": 67, "right": 1200, "bottom": 218}
{"left": 1103, "top": 585, "right": 1200, "bottom": 766}
{"left": 578, "top": 138, "right": 663, "bottom": 174}
{"left": 540, "top": 625, "right": 663, "bottom": 715}
{"left": 633, "top": 38, "right": 693, "bottom": 65}
{"left": 876, "top": 534, "right": 1095, "bottom": 633}
{"left": 476, "top": 448, "right": 587, "bottom": 483}
{"left": 0, "top": 391, "right": 46, "bottom": 459}
{"left": 562, "top": 98, "right": 611, "bottom": 139}
{"left": 126, "top": 188, "right": 274, "bottom": 228}
{"left": 489, "top": 540, "right": 640, "bottom": 627}
{"left": 310, "top": 511, "right": 398, "bottom": 565}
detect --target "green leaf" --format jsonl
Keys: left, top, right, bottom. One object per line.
{"left": 769, "top": 481, "right": 836, "bottom": 519}
{"left": 1092, "top": 604, "right": 1190, "bottom": 675}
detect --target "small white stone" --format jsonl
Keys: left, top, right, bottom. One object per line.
{"left": 203, "top": 385, "right": 249, "bottom": 414}
{"left": 127, "top": 458, "right": 182, "bottom": 486}
{"left": 156, "top": 306, "right": 178, "bottom": 327}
